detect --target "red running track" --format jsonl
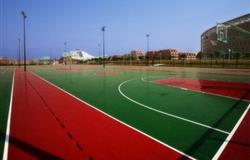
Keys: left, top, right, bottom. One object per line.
{"left": 7, "top": 68, "right": 188, "bottom": 159}
{"left": 154, "top": 78, "right": 250, "bottom": 101}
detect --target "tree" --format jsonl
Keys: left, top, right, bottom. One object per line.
{"left": 214, "top": 51, "right": 220, "bottom": 59}
{"left": 196, "top": 52, "right": 203, "bottom": 60}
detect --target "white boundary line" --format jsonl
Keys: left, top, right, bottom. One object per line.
{"left": 142, "top": 76, "right": 250, "bottom": 102}
{"left": 212, "top": 103, "right": 250, "bottom": 160}
{"left": 119, "top": 78, "right": 229, "bottom": 134}
{"left": 3, "top": 69, "right": 15, "bottom": 160}
{"left": 30, "top": 71, "right": 196, "bottom": 160}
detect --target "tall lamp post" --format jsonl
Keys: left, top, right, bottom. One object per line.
{"left": 101, "top": 26, "right": 106, "bottom": 68}
{"left": 64, "top": 42, "right": 67, "bottom": 65}
{"left": 21, "top": 11, "right": 27, "bottom": 71}
{"left": 49, "top": 48, "right": 52, "bottom": 60}
{"left": 64, "top": 42, "right": 67, "bottom": 52}
{"left": 18, "top": 38, "right": 21, "bottom": 66}
{"left": 98, "top": 43, "right": 101, "bottom": 64}
{"left": 146, "top": 34, "right": 150, "bottom": 65}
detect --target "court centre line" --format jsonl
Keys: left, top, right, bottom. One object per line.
{"left": 118, "top": 78, "right": 230, "bottom": 135}
{"left": 31, "top": 71, "right": 196, "bottom": 160}
{"left": 3, "top": 70, "right": 15, "bottom": 160}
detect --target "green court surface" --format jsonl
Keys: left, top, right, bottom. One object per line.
{"left": 30, "top": 65, "right": 249, "bottom": 160}
{"left": 0, "top": 66, "right": 13, "bottom": 158}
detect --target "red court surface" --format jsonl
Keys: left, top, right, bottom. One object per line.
{"left": 154, "top": 78, "right": 250, "bottom": 101}
{"left": 7, "top": 68, "right": 188, "bottom": 159}
{"left": 218, "top": 105, "right": 250, "bottom": 160}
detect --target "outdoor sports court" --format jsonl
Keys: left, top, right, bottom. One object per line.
{"left": 0, "top": 65, "right": 250, "bottom": 160}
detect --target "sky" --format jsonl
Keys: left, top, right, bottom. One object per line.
{"left": 0, "top": 0, "right": 249, "bottom": 59}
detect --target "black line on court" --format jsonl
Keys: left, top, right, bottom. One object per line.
{"left": 49, "top": 109, "right": 56, "bottom": 116}
{"left": 55, "top": 117, "right": 60, "bottom": 123}
{"left": 26, "top": 77, "right": 84, "bottom": 153}
{"left": 75, "top": 142, "right": 83, "bottom": 151}
{"left": 67, "top": 132, "right": 73, "bottom": 140}
{"left": 59, "top": 122, "right": 65, "bottom": 128}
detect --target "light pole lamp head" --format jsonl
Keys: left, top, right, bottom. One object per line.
{"left": 21, "top": 11, "right": 27, "bottom": 19}
{"left": 102, "top": 26, "right": 106, "bottom": 32}
{"left": 146, "top": 34, "right": 150, "bottom": 38}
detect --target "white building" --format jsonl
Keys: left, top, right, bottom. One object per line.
{"left": 63, "top": 49, "right": 95, "bottom": 61}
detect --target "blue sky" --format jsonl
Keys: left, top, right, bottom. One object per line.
{"left": 0, "top": 0, "right": 249, "bottom": 59}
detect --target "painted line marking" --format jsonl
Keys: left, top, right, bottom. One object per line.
{"left": 212, "top": 103, "right": 250, "bottom": 160}
{"left": 142, "top": 76, "right": 250, "bottom": 102}
{"left": 75, "top": 143, "right": 83, "bottom": 152}
{"left": 30, "top": 71, "right": 196, "bottom": 160}
{"left": 120, "top": 78, "right": 230, "bottom": 135}
{"left": 3, "top": 69, "right": 15, "bottom": 160}
{"left": 181, "top": 87, "right": 188, "bottom": 91}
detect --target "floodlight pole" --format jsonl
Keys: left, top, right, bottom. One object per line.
{"left": 159, "top": 52, "right": 162, "bottom": 64}
{"left": 64, "top": 42, "right": 67, "bottom": 65}
{"left": 49, "top": 48, "right": 52, "bottom": 60}
{"left": 64, "top": 42, "right": 67, "bottom": 52}
{"left": 146, "top": 34, "right": 150, "bottom": 65}
{"left": 21, "top": 11, "right": 27, "bottom": 71}
{"left": 228, "top": 48, "right": 231, "bottom": 60}
{"left": 130, "top": 53, "right": 132, "bottom": 65}
{"left": 18, "top": 38, "right": 21, "bottom": 66}
{"left": 146, "top": 34, "right": 150, "bottom": 52}
{"left": 102, "top": 26, "right": 106, "bottom": 68}
{"left": 98, "top": 43, "right": 101, "bottom": 64}
{"left": 63, "top": 42, "right": 71, "bottom": 70}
